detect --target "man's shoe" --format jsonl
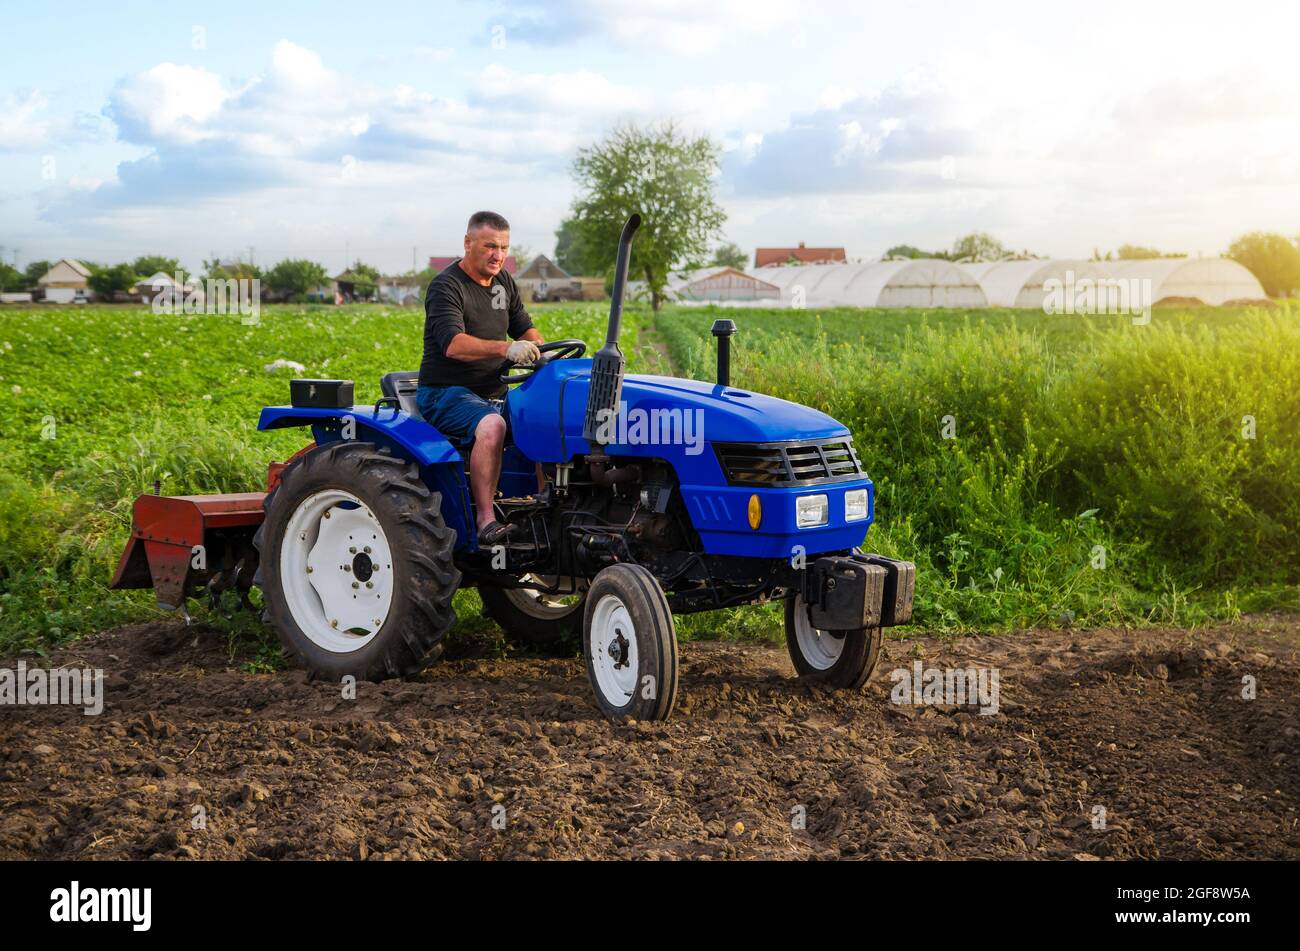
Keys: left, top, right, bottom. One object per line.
{"left": 477, "top": 520, "right": 518, "bottom": 547}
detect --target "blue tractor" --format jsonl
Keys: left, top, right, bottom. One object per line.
{"left": 111, "top": 216, "right": 914, "bottom": 721}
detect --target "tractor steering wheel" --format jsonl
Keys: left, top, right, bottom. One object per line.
{"left": 500, "top": 338, "right": 587, "bottom": 384}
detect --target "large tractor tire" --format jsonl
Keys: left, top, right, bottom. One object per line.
{"left": 479, "top": 575, "right": 586, "bottom": 656}
{"left": 252, "top": 441, "right": 460, "bottom": 681}
{"left": 582, "top": 564, "right": 679, "bottom": 721}
{"left": 784, "top": 593, "right": 882, "bottom": 689}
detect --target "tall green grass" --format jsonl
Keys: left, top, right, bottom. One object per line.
{"left": 660, "top": 304, "right": 1300, "bottom": 633}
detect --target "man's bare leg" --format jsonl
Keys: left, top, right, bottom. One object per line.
{"left": 469, "top": 413, "right": 507, "bottom": 533}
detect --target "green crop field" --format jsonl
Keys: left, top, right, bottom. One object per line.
{"left": 1, "top": 300, "right": 1297, "bottom": 659}
{"left": 0, "top": 302, "right": 658, "bottom": 658}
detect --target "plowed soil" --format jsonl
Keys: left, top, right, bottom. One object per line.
{"left": 2, "top": 615, "right": 1297, "bottom": 860}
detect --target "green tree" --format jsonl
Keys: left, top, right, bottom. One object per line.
{"left": 709, "top": 241, "right": 748, "bottom": 269}
{"left": 23, "top": 261, "right": 51, "bottom": 287}
{"left": 884, "top": 244, "right": 938, "bottom": 260}
{"left": 950, "top": 232, "right": 1009, "bottom": 262}
{"left": 1226, "top": 232, "right": 1300, "bottom": 298}
{"left": 87, "top": 263, "right": 139, "bottom": 300}
{"left": 0, "top": 263, "right": 26, "bottom": 292}
{"left": 554, "top": 216, "right": 604, "bottom": 275}
{"left": 265, "top": 259, "right": 329, "bottom": 298}
{"left": 203, "top": 258, "right": 261, "bottom": 282}
{"left": 1115, "top": 244, "right": 1165, "bottom": 260}
{"left": 131, "top": 255, "right": 180, "bottom": 277}
{"left": 570, "top": 120, "right": 726, "bottom": 310}
{"left": 341, "top": 260, "right": 380, "bottom": 299}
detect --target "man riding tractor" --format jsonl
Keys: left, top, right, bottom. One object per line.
{"left": 416, "top": 210, "right": 544, "bottom": 547}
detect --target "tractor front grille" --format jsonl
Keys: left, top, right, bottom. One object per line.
{"left": 714, "top": 437, "right": 864, "bottom": 487}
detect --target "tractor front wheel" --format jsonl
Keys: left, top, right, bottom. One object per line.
{"left": 253, "top": 441, "right": 460, "bottom": 682}
{"left": 784, "top": 593, "right": 882, "bottom": 689}
{"left": 582, "top": 564, "right": 679, "bottom": 721}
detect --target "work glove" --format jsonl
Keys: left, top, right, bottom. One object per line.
{"left": 506, "top": 339, "right": 541, "bottom": 365}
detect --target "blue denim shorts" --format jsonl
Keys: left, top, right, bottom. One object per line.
{"left": 416, "top": 385, "right": 510, "bottom": 452}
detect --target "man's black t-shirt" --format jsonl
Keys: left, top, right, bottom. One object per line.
{"left": 418, "top": 260, "right": 535, "bottom": 398}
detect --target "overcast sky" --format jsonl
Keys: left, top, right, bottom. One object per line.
{"left": 1, "top": 0, "right": 1298, "bottom": 274}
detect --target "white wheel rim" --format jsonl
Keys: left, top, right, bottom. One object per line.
{"left": 793, "top": 594, "right": 845, "bottom": 670}
{"left": 589, "top": 594, "right": 639, "bottom": 706}
{"left": 279, "top": 489, "right": 395, "bottom": 653}
{"left": 503, "top": 574, "right": 584, "bottom": 619}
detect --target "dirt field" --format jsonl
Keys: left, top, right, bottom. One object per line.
{"left": 2, "top": 615, "right": 1297, "bottom": 860}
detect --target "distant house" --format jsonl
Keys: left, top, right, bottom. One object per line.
{"left": 428, "top": 255, "right": 518, "bottom": 275}
{"left": 515, "top": 254, "right": 579, "bottom": 301}
{"left": 334, "top": 270, "right": 378, "bottom": 303}
{"left": 574, "top": 277, "right": 606, "bottom": 301}
{"left": 306, "top": 281, "right": 340, "bottom": 304}
{"left": 132, "top": 271, "right": 201, "bottom": 305}
{"left": 754, "top": 242, "right": 847, "bottom": 268}
{"left": 629, "top": 267, "right": 781, "bottom": 303}
{"left": 378, "top": 275, "right": 424, "bottom": 306}
{"left": 668, "top": 266, "right": 781, "bottom": 302}
{"left": 37, "top": 258, "right": 93, "bottom": 303}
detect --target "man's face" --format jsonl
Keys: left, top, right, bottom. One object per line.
{"left": 463, "top": 226, "right": 510, "bottom": 279}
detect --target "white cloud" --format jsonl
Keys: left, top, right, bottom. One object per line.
{"left": 0, "top": 88, "right": 110, "bottom": 152}
{"left": 109, "top": 63, "right": 230, "bottom": 145}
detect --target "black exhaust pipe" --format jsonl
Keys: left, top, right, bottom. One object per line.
{"left": 583, "top": 213, "right": 641, "bottom": 444}
{"left": 711, "top": 318, "right": 736, "bottom": 386}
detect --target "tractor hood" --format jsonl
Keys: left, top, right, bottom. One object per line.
{"left": 616, "top": 373, "right": 846, "bottom": 442}
{"left": 509, "top": 360, "right": 849, "bottom": 463}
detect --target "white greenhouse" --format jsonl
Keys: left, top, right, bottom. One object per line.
{"left": 743, "top": 259, "right": 988, "bottom": 308}
{"left": 959, "top": 257, "right": 1266, "bottom": 309}
{"left": 659, "top": 256, "right": 1266, "bottom": 310}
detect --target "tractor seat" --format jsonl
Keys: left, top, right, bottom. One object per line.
{"left": 379, "top": 371, "right": 421, "bottom": 418}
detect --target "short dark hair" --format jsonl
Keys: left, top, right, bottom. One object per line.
{"left": 467, "top": 210, "right": 510, "bottom": 233}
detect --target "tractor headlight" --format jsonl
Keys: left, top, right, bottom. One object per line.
{"left": 795, "top": 494, "right": 828, "bottom": 528}
{"left": 844, "top": 488, "right": 869, "bottom": 521}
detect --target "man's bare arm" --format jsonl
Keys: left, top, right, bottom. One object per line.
{"left": 444, "top": 327, "right": 544, "bottom": 361}
{"left": 444, "top": 333, "right": 509, "bottom": 361}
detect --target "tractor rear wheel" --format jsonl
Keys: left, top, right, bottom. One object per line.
{"left": 253, "top": 441, "right": 460, "bottom": 681}
{"left": 784, "top": 593, "right": 882, "bottom": 689}
{"left": 479, "top": 575, "right": 586, "bottom": 656}
{"left": 582, "top": 564, "right": 679, "bottom": 721}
